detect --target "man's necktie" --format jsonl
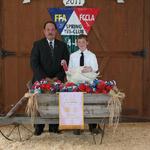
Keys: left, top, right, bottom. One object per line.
{"left": 80, "top": 52, "right": 84, "bottom": 66}
{"left": 49, "top": 41, "right": 54, "bottom": 57}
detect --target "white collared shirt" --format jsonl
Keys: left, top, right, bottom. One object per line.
{"left": 47, "top": 39, "right": 54, "bottom": 48}
{"left": 68, "top": 49, "right": 99, "bottom": 72}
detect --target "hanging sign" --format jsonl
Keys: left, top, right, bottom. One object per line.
{"left": 22, "top": 0, "right": 31, "bottom": 4}
{"left": 63, "top": 0, "right": 85, "bottom": 6}
{"left": 48, "top": 7, "right": 99, "bottom": 53}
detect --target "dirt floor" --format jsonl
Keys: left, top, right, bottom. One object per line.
{"left": 0, "top": 123, "right": 150, "bottom": 150}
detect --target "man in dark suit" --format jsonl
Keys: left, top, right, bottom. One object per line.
{"left": 30, "top": 21, "right": 70, "bottom": 135}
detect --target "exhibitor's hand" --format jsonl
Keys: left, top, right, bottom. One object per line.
{"left": 52, "top": 77, "right": 59, "bottom": 81}
{"left": 45, "top": 77, "right": 54, "bottom": 84}
{"left": 45, "top": 77, "right": 51, "bottom": 82}
{"left": 81, "top": 66, "right": 93, "bottom": 73}
{"left": 45, "top": 77, "right": 58, "bottom": 83}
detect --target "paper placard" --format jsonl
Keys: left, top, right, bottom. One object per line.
{"left": 59, "top": 92, "right": 84, "bottom": 130}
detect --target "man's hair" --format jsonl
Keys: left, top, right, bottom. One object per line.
{"left": 77, "top": 34, "right": 88, "bottom": 41}
{"left": 43, "top": 21, "right": 57, "bottom": 29}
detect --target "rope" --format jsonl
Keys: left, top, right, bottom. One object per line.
{"left": 25, "top": 93, "right": 38, "bottom": 124}
{"left": 107, "top": 86, "right": 125, "bottom": 132}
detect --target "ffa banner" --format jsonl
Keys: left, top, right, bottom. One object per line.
{"left": 59, "top": 92, "right": 84, "bottom": 130}
{"left": 48, "top": 8, "right": 99, "bottom": 53}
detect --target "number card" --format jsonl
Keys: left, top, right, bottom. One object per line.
{"left": 63, "top": 0, "right": 85, "bottom": 6}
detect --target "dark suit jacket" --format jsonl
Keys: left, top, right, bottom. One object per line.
{"left": 30, "top": 38, "right": 70, "bottom": 83}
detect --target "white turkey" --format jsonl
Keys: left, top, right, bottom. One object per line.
{"left": 61, "top": 60, "right": 99, "bottom": 83}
